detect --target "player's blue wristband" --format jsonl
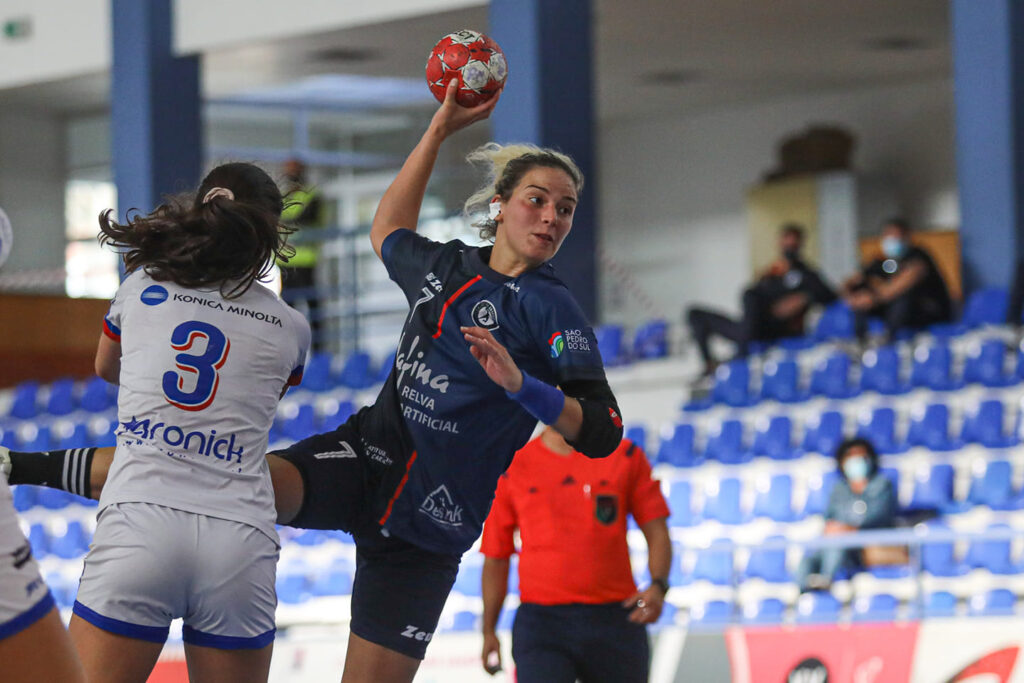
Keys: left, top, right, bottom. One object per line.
{"left": 506, "top": 372, "right": 565, "bottom": 425}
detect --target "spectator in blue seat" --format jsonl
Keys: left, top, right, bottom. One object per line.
{"left": 842, "top": 218, "right": 951, "bottom": 342}
{"left": 797, "top": 438, "right": 898, "bottom": 592}
{"left": 687, "top": 224, "right": 836, "bottom": 377}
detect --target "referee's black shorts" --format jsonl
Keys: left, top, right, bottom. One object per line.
{"left": 274, "top": 420, "right": 460, "bottom": 660}
{"left": 512, "top": 602, "right": 650, "bottom": 683}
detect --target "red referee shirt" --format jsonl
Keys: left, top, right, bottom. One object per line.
{"left": 480, "top": 437, "right": 670, "bottom": 605}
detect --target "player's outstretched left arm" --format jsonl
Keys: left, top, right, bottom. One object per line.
{"left": 461, "top": 326, "right": 622, "bottom": 458}
{"left": 370, "top": 80, "right": 500, "bottom": 260}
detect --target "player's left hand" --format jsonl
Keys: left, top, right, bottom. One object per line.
{"left": 462, "top": 326, "right": 523, "bottom": 392}
{"left": 623, "top": 585, "right": 665, "bottom": 624}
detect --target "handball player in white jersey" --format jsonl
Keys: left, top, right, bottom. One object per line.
{"left": 0, "top": 207, "right": 87, "bottom": 681}
{"left": 70, "top": 163, "right": 310, "bottom": 682}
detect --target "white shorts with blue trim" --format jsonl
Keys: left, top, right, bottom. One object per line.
{"left": 0, "top": 493, "right": 54, "bottom": 640}
{"left": 74, "top": 502, "right": 278, "bottom": 649}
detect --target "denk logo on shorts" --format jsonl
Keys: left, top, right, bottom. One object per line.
{"left": 419, "top": 485, "right": 463, "bottom": 528}
{"left": 119, "top": 416, "right": 244, "bottom": 463}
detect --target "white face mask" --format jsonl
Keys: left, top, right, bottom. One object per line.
{"left": 843, "top": 456, "right": 870, "bottom": 482}
{"left": 881, "top": 235, "right": 905, "bottom": 260}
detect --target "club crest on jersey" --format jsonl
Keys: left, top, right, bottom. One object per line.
{"left": 549, "top": 332, "right": 565, "bottom": 358}
{"left": 140, "top": 284, "right": 169, "bottom": 306}
{"left": 595, "top": 494, "right": 618, "bottom": 525}
{"left": 471, "top": 300, "right": 499, "bottom": 330}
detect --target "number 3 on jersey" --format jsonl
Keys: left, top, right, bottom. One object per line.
{"left": 162, "top": 321, "right": 231, "bottom": 411}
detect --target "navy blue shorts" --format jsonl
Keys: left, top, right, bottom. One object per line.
{"left": 512, "top": 603, "right": 650, "bottom": 683}
{"left": 276, "top": 422, "right": 460, "bottom": 660}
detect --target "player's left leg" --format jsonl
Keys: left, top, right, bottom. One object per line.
{"left": 184, "top": 642, "right": 273, "bottom": 683}
{"left": 68, "top": 616, "right": 164, "bottom": 683}
{"left": 0, "top": 603, "right": 86, "bottom": 682}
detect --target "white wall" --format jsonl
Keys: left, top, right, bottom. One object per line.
{"left": 0, "top": 111, "right": 66, "bottom": 271}
{"left": 597, "top": 77, "right": 958, "bottom": 328}
{"left": 0, "top": 0, "right": 107, "bottom": 89}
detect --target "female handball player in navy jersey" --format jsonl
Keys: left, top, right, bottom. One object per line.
{"left": 17, "top": 163, "right": 310, "bottom": 683}
{"left": 6, "top": 80, "right": 621, "bottom": 683}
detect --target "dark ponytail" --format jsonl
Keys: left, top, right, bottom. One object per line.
{"left": 98, "top": 162, "right": 295, "bottom": 299}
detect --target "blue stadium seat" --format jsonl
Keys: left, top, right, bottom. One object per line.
{"left": 880, "top": 466, "right": 900, "bottom": 494}
{"left": 962, "top": 287, "right": 1009, "bottom": 328}
{"left": 55, "top": 421, "right": 91, "bottom": 450}
{"left": 801, "top": 410, "right": 844, "bottom": 456}
{"left": 657, "top": 424, "right": 700, "bottom": 468}
{"left": 810, "top": 352, "right": 859, "bottom": 399}
{"left": 905, "top": 403, "right": 962, "bottom": 452}
{"left": 751, "top": 475, "right": 797, "bottom": 522}
{"left": 921, "top": 524, "right": 968, "bottom": 577}
{"left": 692, "top": 541, "right": 735, "bottom": 585}
{"left": 910, "top": 343, "right": 963, "bottom": 392}
{"left": 36, "top": 487, "right": 73, "bottom": 511}
{"left": 852, "top": 593, "right": 898, "bottom": 622}
{"left": 760, "top": 359, "right": 808, "bottom": 403}
{"left": 88, "top": 416, "right": 118, "bottom": 448}
{"left": 453, "top": 564, "right": 483, "bottom": 598}
{"left": 691, "top": 600, "right": 733, "bottom": 625}
{"left": 301, "top": 351, "right": 335, "bottom": 392}
{"left": 632, "top": 319, "right": 668, "bottom": 360}
{"left": 743, "top": 598, "right": 785, "bottom": 625}
{"left": 960, "top": 399, "right": 1019, "bottom": 448}
{"left": 624, "top": 425, "right": 647, "bottom": 453}
{"left": 12, "top": 486, "right": 36, "bottom": 512}
{"left": 751, "top": 416, "right": 796, "bottom": 460}
{"left": 668, "top": 481, "right": 698, "bottom": 527}
{"left": 923, "top": 591, "right": 957, "bottom": 617}
{"left": 337, "top": 351, "right": 375, "bottom": 389}
{"left": 815, "top": 302, "right": 855, "bottom": 342}
{"left": 45, "top": 573, "right": 76, "bottom": 609}
{"left": 51, "top": 521, "right": 89, "bottom": 559}
{"left": 318, "top": 399, "right": 355, "bottom": 432}
{"left": 967, "top": 460, "right": 1019, "bottom": 510}
{"left": 964, "top": 339, "right": 1016, "bottom": 387}
{"left": 907, "top": 464, "right": 957, "bottom": 513}
{"left": 856, "top": 406, "right": 904, "bottom": 455}
{"left": 449, "top": 610, "right": 479, "bottom": 632}
{"left": 595, "top": 325, "right": 626, "bottom": 366}
{"left": 860, "top": 346, "right": 909, "bottom": 395}
{"left": 27, "top": 523, "right": 50, "bottom": 558}
{"left": 276, "top": 573, "right": 310, "bottom": 604}
{"left": 9, "top": 381, "right": 40, "bottom": 420}
{"left": 795, "top": 591, "right": 841, "bottom": 624}
{"left": 711, "top": 360, "right": 755, "bottom": 408}
{"left": 964, "top": 525, "right": 1019, "bottom": 575}
{"left": 376, "top": 350, "right": 396, "bottom": 385}
{"left": 291, "top": 529, "right": 328, "bottom": 546}
{"left": 969, "top": 588, "right": 1016, "bottom": 617}
{"left": 803, "top": 471, "right": 840, "bottom": 517}
{"left": 657, "top": 602, "right": 679, "bottom": 626}
{"left": 281, "top": 404, "right": 316, "bottom": 442}
{"left": 17, "top": 426, "right": 52, "bottom": 452}
{"left": 705, "top": 420, "right": 749, "bottom": 464}
{"left": 497, "top": 607, "right": 516, "bottom": 630}
{"left": 743, "top": 537, "right": 790, "bottom": 583}
{"left": 45, "top": 378, "right": 76, "bottom": 416}
{"left": 703, "top": 478, "right": 745, "bottom": 524}
{"left": 80, "top": 376, "right": 116, "bottom": 413}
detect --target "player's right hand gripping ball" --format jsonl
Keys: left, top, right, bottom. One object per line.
{"left": 426, "top": 29, "right": 507, "bottom": 107}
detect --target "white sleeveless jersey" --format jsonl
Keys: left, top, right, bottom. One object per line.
{"left": 99, "top": 271, "right": 310, "bottom": 542}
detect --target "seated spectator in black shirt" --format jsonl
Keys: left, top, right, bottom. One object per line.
{"left": 687, "top": 224, "right": 836, "bottom": 376}
{"left": 842, "top": 218, "right": 952, "bottom": 341}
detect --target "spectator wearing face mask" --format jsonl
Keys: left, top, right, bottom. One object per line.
{"left": 687, "top": 224, "right": 836, "bottom": 377}
{"left": 841, "top": 218, "right": 952, "bottom": 342}
{"left": 796, "top": 438, "right": 898, "bottom": 592}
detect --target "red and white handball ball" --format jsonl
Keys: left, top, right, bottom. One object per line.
{"left": 426, "top": 29, "right": 507, "bottom": 107}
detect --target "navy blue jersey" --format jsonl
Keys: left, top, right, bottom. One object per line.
{"left": 353, "top": 229, "right": 608, "bottom": 555}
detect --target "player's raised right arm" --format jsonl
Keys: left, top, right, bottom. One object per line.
{"left": 370, "top": 79, "right": 500, "bottom": 260}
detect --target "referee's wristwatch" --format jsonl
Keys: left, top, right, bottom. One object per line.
{"left": 650, "top": 577, "right": 669, "bottom": 596}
